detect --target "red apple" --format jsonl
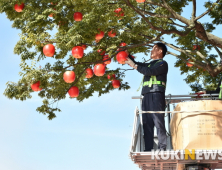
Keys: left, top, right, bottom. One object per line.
{"left": 14, "top": 3, "right": 25, "bottom": 12}
{"left": 68, "top": 86, "right": 79, "bottom": 98}
{"left": 103, "top": 55, "right": 111, "bottom": 64}
{"left": 95, "top": 31, "right": 104, "bottom": 40}
{"left": 63, "top": 71, "right": 75, "bottom": 83}
{"left": 112, "top": 80, "right": 120, "bottom": 88}
{"left": 48, "top": 13, "right": 54, "bottom": 17}
{"left": 85, "top": 68, "right": 94, "bottom": 78}
{"left": 74, "top": 12, "right": 83, "bottom": 21}
{"left": 94, "top": 64, "right": 106, "bottom": 76}
{"left": 136, "top": 0, "right": 146, "bottom": 3}
{"left": 120, "top": 42, "right": 127, "bottom": 47}
{"left": 193, "top": 45, "right": 201, "bottom": 51}
{"left": 72, "top": 46, "right": 84, "bottom": 58}
{"left": 187, "top": 59, "right": 193, "bottom": 67}
{"left": 97, "top": 49, "right": 106, "bottom": 56}
{"left": 50, "top": 2, "right": 58, "bottom": 5}
{"left": 107, "top": 74, "right": 116, "bottom": 80}
{"left": 81, "top": 44, "right": 87, "bottom": 50}
{"left": 108, "top": 30, "right": 116, "bottom": 37}
{"left": 58, "top": 21, "right": 67, "bottom": 27}
{"left": 31, "top": 81, "right": 42, "bottom": 92}
{"left": 117, "top": 51, "right": 128, "bottom": 64}
{"left": 120, "top": 12, "right": 124, "bottom": 16}
{"left": 43, "top": 44, "right": 55, "bottom": 57}
{"left": 114, "top": 8, "right": 122, "bottom": 13}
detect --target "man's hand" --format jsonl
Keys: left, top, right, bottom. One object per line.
{"left": 125, "top": 57, "right": 135, "bottom": 68}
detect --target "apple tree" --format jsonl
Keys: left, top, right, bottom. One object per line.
{"left": 0, "top": 0, "right": 222, "bottom": 119}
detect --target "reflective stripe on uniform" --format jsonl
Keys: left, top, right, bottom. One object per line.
{"left": 138, "top": 60, "right": 166, "bottom": 90}
{"left": 219, "top": 81, "right": 222, "bottom": 99}
{"left": 143, "top": 80, "right": 166, "bottom": 87}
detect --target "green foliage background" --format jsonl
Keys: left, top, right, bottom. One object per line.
{"left": 1, "top": 0, "right": 222, "bottom": 119}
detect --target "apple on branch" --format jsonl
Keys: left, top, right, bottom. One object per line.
{"left": 114, "top": 8, "right": 122, "bottom": 13}
{"left": 14, "top": 3, "right": 25, "bottom": 12}
{"left": 95, "top": 31, "right": 104, "bottom": 41}
{"left": 97, "top": 49, "right": 106, "bottom": 56}
{"left": 72, "top": 46, "right": 84, "bottom": 58}
{"left": 116, "top": 51, "right": 128, "bottom": 64}
{"left": 31, "top": 81, "right": 43, "bottom": 92}
{"left": 43, "top": 44, "right": 55, "bottom": 57}
{"left": 112, "top": 80, "right": 121, "bottom": 88}
{"left": 136, "top": 0, "right": 146, "bottom": 3}
{"left": 120, "top": 42, "right": 127, "bottom": 47}
{"left": 81, "top": 44, "right": 87, "bottom": 50}
{"left": 63, "top": 71, "right": 75, "bottom": 83}
{"left": 68, "top": 86, "right": 79, "bottom": 98}
{"left": 94, "top": 64, "right": 106, "bottom": 76}
{"left": 85, "top": 68, "right": 94, "bottom": 78}
{"left": 103, "top": 55, "right": 111, "bottom": 64}
{"left": 186, "top": 59, "right": 193, "bottom": 67}
{"left": 107, "top": 74, "right": 116, "bottom": 81}
{"left": 108, "top": 30, "right": 116, "bottom": 37}
{"left": 74, "top": 12, "right": 83, "bottom": 21}
{"left": 193, "top": 45, "right": 201, "bottom": 51}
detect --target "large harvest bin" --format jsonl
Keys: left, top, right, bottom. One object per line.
{"left": 170, "top": 100, "right": 222, "bottom": 150}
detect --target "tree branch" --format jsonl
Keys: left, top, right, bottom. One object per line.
{"left": 161, "top": 0, "right": 191, "bottom": 26}
{"left": 160, "top": 40, "right": 208, "bottom": 66}
{"left": 195, "top": 0, "right": 220, "bottom": 21}
{"left": 191, "top": 0, "right": 196, "bottom": 22}
{"left": 142, "top": 11, "right": 174, "bottom": 19}
{"left": 140, "top": 0, "right": 166, "bottom": 8}
{"left": 168, "top": 19, "right": 186, "bottom": 28}
{"left": 124, "top": 0, "right": 193, "bottom": 37}
{"left": 214, "top": 46, "right": 222, "bottom": 62}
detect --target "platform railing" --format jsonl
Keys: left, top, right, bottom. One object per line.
{"left": 130, "top": 93, "right": 220, "bottom": 154}
{"left": 130, "top": 93, "right": 222, "bottom": 170}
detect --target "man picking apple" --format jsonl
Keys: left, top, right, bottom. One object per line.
{"left": 125, "top": 43, "right": 168, "bottom": 151}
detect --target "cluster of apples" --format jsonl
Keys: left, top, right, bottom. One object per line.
{"left": 14, "top": 0, "right": 146, "bottom": 13}
{"left": 63, "top": 71, "right": 79, "bottom": 97}
{"left": 114, "top": 8, "right": 124, "bottom": 20}
{"left": 193, "top": 45, "right": 201, "bottom": 51}
{"left": 15, "top": 2, "right": 131, "bottom": 97}
{"left": 31, "top": 43, "right": 123, "bottom": 96}
{"left": 95, "top": 29, "right": 117, "bottom": 42}
{"left": 107, "top": 74, "right": 121, "bottom": 88}
{"left": 31, "top": 40, "right": 129, "bottom": 94}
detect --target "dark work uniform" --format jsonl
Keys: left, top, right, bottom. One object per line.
{"left": 206, "top": 77, "right": 222, "bottom": 94}
{"left": 133, "top": 57, "right": 168, "bottom": 151}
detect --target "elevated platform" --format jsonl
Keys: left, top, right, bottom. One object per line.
{"left": 130, "top": 94, "right": 221, "bottom": 170}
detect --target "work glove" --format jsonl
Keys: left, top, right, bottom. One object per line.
{"left": 125, "top": 57, "right": 135, "bottom": 67}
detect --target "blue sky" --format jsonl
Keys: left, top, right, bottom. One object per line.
{"left": 0, "top": 2, "right": 221, "bottom": 170}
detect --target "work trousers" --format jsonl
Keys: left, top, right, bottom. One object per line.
{"left": 142, "top": 92, "right": 167, "bottom": 151}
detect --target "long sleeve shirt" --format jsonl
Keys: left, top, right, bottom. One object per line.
{"left": 135, "top": 59, "right": 168, "bottom": 95}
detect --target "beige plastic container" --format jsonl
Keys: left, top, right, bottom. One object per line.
{"left": 170, "top": 100, "right": 222, "bottom": 150}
